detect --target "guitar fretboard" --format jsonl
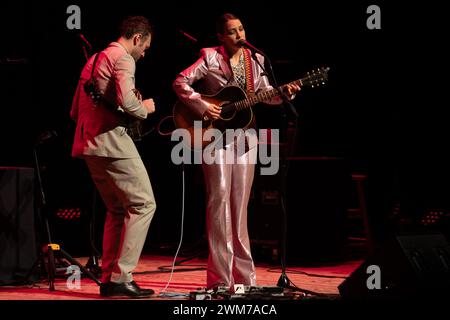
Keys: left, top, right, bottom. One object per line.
{"left": 231, "top": 79, "right": 303, "bottom": 112}
{"left": 224, "top": 67, "right": 329, "bottom": 113}
{"left": 230, "top": 77, "right": 320, "bottom": 111}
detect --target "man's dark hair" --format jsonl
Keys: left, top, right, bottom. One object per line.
{"left": 215, "top": 13, "right": 240, "bottom": 35}
{"left": 119, "top": 16, "right": 152, "bottom": 39}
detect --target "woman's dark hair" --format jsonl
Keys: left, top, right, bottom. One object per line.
{"left": 119, "top": 16, "right": 153, "bottom": 39}
{"left": 215, "top": 13, "right": 240, "bottom": 35}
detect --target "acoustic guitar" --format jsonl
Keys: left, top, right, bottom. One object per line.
{"left": 173, "top": 67, "right": 330, "bottom": 150}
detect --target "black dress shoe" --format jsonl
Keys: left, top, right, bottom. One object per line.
{"left": 130, "top": 281, "right": 155, "bottom": 296}
{"left": 100, "top": 281, "right": 154, "bottom": 298}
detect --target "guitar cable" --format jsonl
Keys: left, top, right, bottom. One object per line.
{"left": 151, "top": 112, "right": 191, "bottom": 297}
{"left": 156, "top": 115, "right": 176, "bottom": 136}
{"left": 158, "top": 162, "right": 187, "bottom": 297}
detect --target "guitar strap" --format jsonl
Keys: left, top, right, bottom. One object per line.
{"left": 83, "top": 52, "right": 142, "bottom": 139}
{"left": 242, "top": 48, "right": 255, "bottom": 95}
{"left": 242, "top": 48, "right": 256, "bottom": 132}
{"left": 90, "top": 52, "right": 100, "bottom": 80}
{"left": 83, "top": 52, "right": 102, "bottom": 102}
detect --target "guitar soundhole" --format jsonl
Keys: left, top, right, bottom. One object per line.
{"left": 219, "top": 102, "right": 235, "bottom": 121}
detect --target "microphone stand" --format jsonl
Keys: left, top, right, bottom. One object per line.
{"left": 31, "top": 144, "right": 58, "bottom": 290}
{"left": 27, "top": 137, "right": 102, "bottom": 290}
{"left": 250, "top": 49, "right": 305, "bottom": 293}
{"left": 78, "top": 37, "right": 102, "bottom": 276}
{"left": 85, "top": 185, "right": 102, "bottom": 277}
{"left": 81, "top": 45, "right": 90, "bottom": 62}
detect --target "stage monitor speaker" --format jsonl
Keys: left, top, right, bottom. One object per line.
{"left": 0, "top": 167, "right": 36, "bottom": 284}
{"left": 249, "top": 157, "right": 351, "bottom": 264}
{"left": 338, "top": 232, "right": 450, "bottom": 300}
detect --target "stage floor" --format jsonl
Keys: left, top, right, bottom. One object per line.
{"left": 0, "top": 254, "right": 361, "bottom": 300}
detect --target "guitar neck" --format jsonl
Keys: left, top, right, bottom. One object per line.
{"left": 232, "top": 79, "right": 303, "bottom": 112}
{"left": 226, "top": 66, "right": 329, "bottom": 113}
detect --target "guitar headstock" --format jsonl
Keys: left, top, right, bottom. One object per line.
{"left": 303, "top": 67, "right": 330, "bottom": 88}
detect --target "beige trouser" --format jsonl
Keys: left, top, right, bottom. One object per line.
{"left": 203, "top": 142, "right": 257, "bottom": 289}
{"left": 85, "top": 156, "right": 156, "bottom": 283}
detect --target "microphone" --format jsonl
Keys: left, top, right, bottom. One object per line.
{"left": 35, "top": 130, "right": 58, "bottom": 145}
{"left": 178, "top": 29, "right": 198, "bottom": 43}
{"left": 78, "top": 33, "right": 92, "bottom": 51}
{"left": 238, "top": 39, "right": 265, "bottom": 56}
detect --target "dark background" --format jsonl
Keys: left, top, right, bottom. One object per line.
{"left": 1, "top": 1, "right": 448, "bottom": 258}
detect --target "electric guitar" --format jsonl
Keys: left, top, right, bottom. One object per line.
{"left": 173, "top": 67, "right": 330, "bottom": 150}
{"left": 85, "top": 80, "right": 153, "bottom": 141}
{"left": 126, "top": 117, "right": 154, "bottom": 142}
{"left": 124, "top": 89, "right": 154, "bottom": 141}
